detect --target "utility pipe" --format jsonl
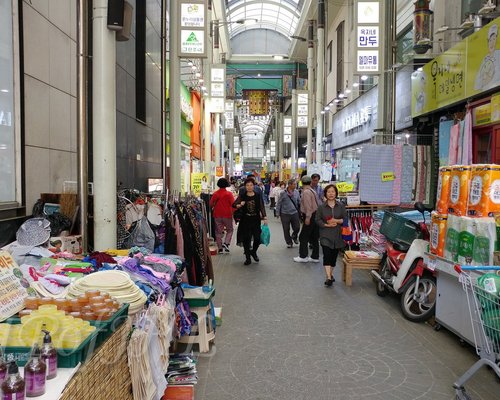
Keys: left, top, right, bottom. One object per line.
{"left": 306, "top": 19, "right": 315, "bottom": 167}
{"left": 315, "top": 0, "right": 325, "bottom": 164}
{"left": 77, "top": 0, "right": 88, "bottom": 252}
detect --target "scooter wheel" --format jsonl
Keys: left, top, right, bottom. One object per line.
{"left": 400, "top": 275, "right": 437, "bottom": 322}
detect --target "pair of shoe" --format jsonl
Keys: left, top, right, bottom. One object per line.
{"left": 324, "top": 278, "right": 334, "bottom": 287}
{"left": 244, "top": 252, "right": 259, "bottom": 265}
{"left": 293, "top": 256, "right": 320, "bottom": 263}
{"left": 292, "top": 237, "right": 299, "bottom": 245}
{"left": 287, "top": 243, "right": 293, "bottom": 248}
{"left": 222, "top": 243, "right": 230, "bottom": 253}
{"left": 218, "top": 248, "right": 224, "bottom": 254}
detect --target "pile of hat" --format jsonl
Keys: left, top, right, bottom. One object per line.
{"left": 69, "top": 270, "right": 147, "bottom": 315}
{"left": 16, "top": 218, "right": 51, "bottom": 247}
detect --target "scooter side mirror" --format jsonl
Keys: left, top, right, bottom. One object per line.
{"left": 414, "top": 202, "right": 426, "bottom": 214}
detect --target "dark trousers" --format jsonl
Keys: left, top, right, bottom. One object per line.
{"left": 322, "top": 245, "right": 340, "bottom": 266}
{"left": 280, "top": 213, "right": 300, "bottom": 245}
{"left": 299, "top": 216, "right": 319, "bottom": 259}
{"left": 240, "top": 217, "right": 261, "bottom": 256}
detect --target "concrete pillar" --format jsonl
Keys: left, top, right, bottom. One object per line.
{"left": 92, "top": 0, "right": 117, "bottom": 250}
{"left": 168, "top": 0, "right": 181, "bottom": 192}
{"left": 306, "top": 19, "right": 315, "bottom": 167}
{"left": 316, "top": 0, "right": 325, "bottom": 164}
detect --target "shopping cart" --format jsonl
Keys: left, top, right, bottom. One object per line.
{"left": 453, "top": 265, "right": 500, "bottom": 400}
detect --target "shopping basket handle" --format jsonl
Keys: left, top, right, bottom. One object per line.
{"left": 456, "top": 265, "right": 500, "bottom": 272}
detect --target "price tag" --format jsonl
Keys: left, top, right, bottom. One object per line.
{"left": 381, "top": 172, "right": 395, "bottom": 182}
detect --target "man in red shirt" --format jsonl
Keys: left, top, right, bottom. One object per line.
{"left": 210, "top": 178, "right": 235, "bottom": 254}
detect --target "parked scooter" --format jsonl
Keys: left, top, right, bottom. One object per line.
{"left": 371, "top": 203, "right": 437, "bottom": 322}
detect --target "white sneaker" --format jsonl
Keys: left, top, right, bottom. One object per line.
{"left": 308, "top": 257, "right": 320, "bottom": 263}
{"left": 293, "top": 256, "right": 309, "bottom": 263}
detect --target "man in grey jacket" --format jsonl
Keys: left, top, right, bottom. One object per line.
{"left": 276, "top": 179, "right": 301, "bottom": 248}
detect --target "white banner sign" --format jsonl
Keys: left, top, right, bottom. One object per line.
{"left": 181, "top": 3, "right": 205, "bottom": 27}
{"left": 357, "top": 26, "right": 379, "bottom": 47}
{"left": 180, "top": 30, "right": 205, "bottom": 55}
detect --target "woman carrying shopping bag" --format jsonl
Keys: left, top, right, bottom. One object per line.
{"left": 233, "top": 178, "right": 268, "bottom": 265}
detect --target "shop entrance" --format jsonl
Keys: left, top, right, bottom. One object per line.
{"left": 473, "top": 125, "right": 500, "bottom": 163}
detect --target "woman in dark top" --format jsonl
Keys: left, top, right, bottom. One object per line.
{"left": 315, "top": 184, "right": 347, "bottom": 286}
{"left": 233, "top": 178, "right": 268, "bottom": 265}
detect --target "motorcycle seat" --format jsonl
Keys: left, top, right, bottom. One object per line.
{"left": 392, "top": 241, "right": 410, "bottom": 252}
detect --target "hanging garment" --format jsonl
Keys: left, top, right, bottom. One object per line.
{"left": 461, "top": 110, "right": 473, "bottom": 166}
{"left": 391, "top": 145, "right": 403, "bottom": 205}
{"left": 359, "top": 145, "right": 395, "bottom": 204}
{"left": 448, "top": 123, "right": 460, "bottom": 165}
{"left": 400, "top": 146, "right": 414, "bottom": 204}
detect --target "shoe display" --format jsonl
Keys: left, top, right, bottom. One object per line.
{"left": 251, "top": 252, "right": 259, "bottom": 262}
{"left": 244, "top": 258, "right": 252, "bottom": 265}
{"left": 223, "top": 243, "right": 230, "bottom": 253}
{"left": 293, "top": 257, "right": 309, "bottom": 263}
{"left": 307, "top": 257, "right": 320, "bottom": 263}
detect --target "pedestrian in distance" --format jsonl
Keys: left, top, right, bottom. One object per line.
{"left": 233, "top": 178, "right": 268, "bottom": 265}
{"left": 209, "top": 178, "right": 235, "bottom": 254}
{"left": 294, "top": 175, "right": 320, "bottom": 263}
{"left": 270, "top": 181, "right": 286, "bottom": 216}
{"left": 315, "top": 184, "right": 347, "bottom": 286}
{"left": 276, "top": 179, "right": 301, "bottom": 248}
{"left": 310, "top": 173, "right": 324, "bottom": 203}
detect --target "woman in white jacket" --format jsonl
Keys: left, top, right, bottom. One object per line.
{"left": 270, "top": 181, "right": 285, "bottom": 215}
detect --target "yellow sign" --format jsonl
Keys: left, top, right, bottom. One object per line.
{"left": 412, "top": 17, "right": 500, "bottom": 117}
{"left": 235, "top": 155, "right": 240, "bottom": 164}
{"left": 216, "top": 166, "right": 224, "bottom": 177}
{"left": 474, "top": 103, "right": 492, "bottom": 126}
{"left": 491, "top": 92, "right": 500, "bottom": 122}
{"left": 336, "top": 182, "right": 355, "bottom": 192}
{"left": 191, "top": 173, "right": 209, "bottom": 197}
{"left": 381, "top": 172, "right": 395, "bottom": 182}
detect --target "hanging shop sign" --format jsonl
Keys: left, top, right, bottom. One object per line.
{"left": 357, "top": 26, "right": 379, "bottom": 47}
{"left": 180, "top": 95, "right": 194, "bottom": 123}
{"left": 208, "top": 97, "right": 224, "bottom": 113}
{"left": 283, "top": 116, "right": 292, "bottom": 143}
{"left": 412, "top": 16, "right": 500, "bottom": 117}
{"left": 355, "top": 1, "right": 380, "bottom": 74}
{"left": 209, "top": 64, "right": 226, "bottom": 113}
{"left": 294, "top": 90, "right": 309, "bottom": 128}
{"left": 216, "top": 166, "right": 224, "bottom": 177}
{"left": 179, "top": 1, "right": 207, "bottom": 58}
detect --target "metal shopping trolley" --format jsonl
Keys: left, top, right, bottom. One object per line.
{"left": 453, "top": 265, "right": 500, "bottom": 400}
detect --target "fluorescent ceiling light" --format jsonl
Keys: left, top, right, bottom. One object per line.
{"left": 324, "top": 106, "right": 330, "bottom": 111}
{"left": 272, "top": 55, "right": 288, "bottom": 60}
{"left": 338, "top": 93, "right": 345, "bottom": 98}
{"left": 321, "top": 110, "right": 325, "bottom": 114}
{"left": 417, "top": 67, "right": 423, "bottom": 72}
{"left": 0, "top": 89, "right": 9, "bottom": 93}
{"left": 345, "top": 88, "right": 351, "bottom": 94}
{"left": 435, "top": 25, "right": 449, "bottom": 34}
{"left": 353, "top": 82, "right": 359, "bottom": 88}
{"left": 361, "top": 75, "right": 368, "bottom": 81}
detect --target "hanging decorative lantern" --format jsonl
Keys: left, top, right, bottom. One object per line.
{"left": 413, "top": 0, "right": 433, "bottom": 54}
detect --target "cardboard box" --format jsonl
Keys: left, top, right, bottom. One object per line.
{"left": 49, "top": 235, "right": 82, "bottom": 255}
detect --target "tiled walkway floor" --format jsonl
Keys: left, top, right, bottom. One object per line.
{"left": 195, "top": 217, "right": 499, "bottom": 399}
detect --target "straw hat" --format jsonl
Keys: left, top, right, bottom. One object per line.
{"left": 16, "top": 218, "right": 51, "bottom": 247}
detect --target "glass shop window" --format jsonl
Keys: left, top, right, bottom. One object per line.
{"left": 0, "top": 0, "right": 21, "bottom": 206}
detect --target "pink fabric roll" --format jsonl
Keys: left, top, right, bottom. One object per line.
{"left": 448, "top": 123, "right": 460, "bottom": 165}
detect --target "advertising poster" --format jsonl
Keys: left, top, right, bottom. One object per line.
{"left": 0, "top": 251, "right": 29, "bottom": 321}
{"left": 467, "top": 19, "right": 500, "bottom": 95}
{"left": 191, "top": 173, "right": 209, "bottom": 197}
{"left": 412, "top": 17, "right": 500, "bottom": 117}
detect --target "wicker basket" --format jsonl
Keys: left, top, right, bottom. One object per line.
{"left": 60, "top": 319, "right": 133, "bottom": 400}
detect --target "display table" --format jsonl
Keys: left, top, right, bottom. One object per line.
{"left": 59, "top": 318, "right": 133, "bottom": 400}
{"left": 423, "top": 252, "right": 476, "bottom": 345}
{"left": 342, "top": 251, "right": 382, "bottom": 287}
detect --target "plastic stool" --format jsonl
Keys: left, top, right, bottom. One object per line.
{"left": 177, "top": 304, "right": 215, "bottom": 353}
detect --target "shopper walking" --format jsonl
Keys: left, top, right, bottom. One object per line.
{"left": 294, "top": 176, "right": 320, "bottom": 263}
{"left": 311, "top": 173, "right": 324, "bottom": 203}
{"left": 315, "top": 184, "right": 347, "bottom": 286}
{"left": 263, "top": 181, "right": 271, "bottom": 205}
{"left": 209, "top": 178, "right": 235, "bottom": 254}
{"left": 276, "top": 179, "right": 301, "bottom": 248}
{"left": 233, "top": 178, "right": 268, "bottom": 265}
{"left": 270, "top": 181, "right": 285, "bottom": 215}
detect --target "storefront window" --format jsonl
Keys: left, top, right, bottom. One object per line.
{"left": 396, "top": 26, "right": 413, "bottom": 64}
{"left": 0, "top": 1, "right": 20, "bottom": 205}
{"left": 461, "top": 0, "right": 483, "bottom": 20}
{"left": 336, "top": 146, "right": 363, "bottom": 186}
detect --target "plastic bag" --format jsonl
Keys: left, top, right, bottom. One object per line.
{"left": 260, "top": 224, "right": 270, "bottom": 246}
